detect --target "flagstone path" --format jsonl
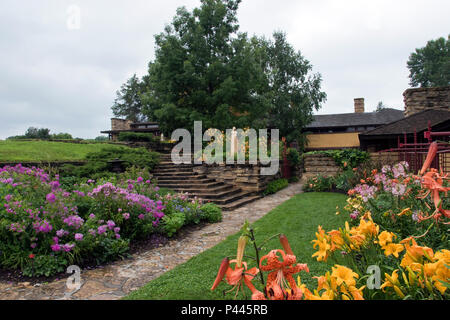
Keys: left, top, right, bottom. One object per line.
{"left": 0, "top": 183, "right": 303, "bottom": 300}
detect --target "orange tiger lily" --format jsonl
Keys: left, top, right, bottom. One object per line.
{"left": 420, "top": 142, "right": 438, "bottom": 175}
{"left": 211, "top": 258, "right": 260, "bottom": 298}
{"left": 260, "top": 249, "right": 309, "bottom": 300}
{"left": 415, "top": 142, "right": 450, "bottom": 224}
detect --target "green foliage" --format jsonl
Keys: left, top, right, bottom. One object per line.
{"left": 94, "top": 136, "right": 109, "bottom": 142}
{"left": 118, "top": 132, "right": 158, "bottom": 143}
{"left": 200, "top": 203, "right": 223, "bottom": 223}
{"left": 286, "top": 148, "right": 301, "bottom": 167}
{"left": 51, "top": 132, "right": 73, "bottom": 140}
{"left": 161, "top": 212, "right": 186, "bottom": 237}
{"left": 260, "top": 32, "right": 326, "bottom": 144}
{"left": 59, "top": 146, "right": 160, "bottom": 181}
{"left": 263, "top": 178, "right": 289, "bottom": 196}
{"left": 303, "top": 175, "right": 335, "bottom": 192}
{"left": 22, "top": 255, "right": 68, "bottom": 277}
{"left": 112, "top": 0, "right": 326, "bottom": 150}
{"left": 305, "top": 149, "right": 370, "bottom": 170}
{"left": 7, "top": 128, "right": 73, "bottom": 141}
{"left": 407, "top": 35, "right": 450, "bottom": 87}
{"left": 7, "top": 127, "right": 51, "bottom": 140}
{"left": 94, "top": 238, "right": 130, "bottom": 265}
{"left": 112, "top": 74, "right": 148, "bottom": 122}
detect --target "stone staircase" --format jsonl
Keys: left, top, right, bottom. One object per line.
{"left": 153, "top": 153, "right": 261, "bottom": 211}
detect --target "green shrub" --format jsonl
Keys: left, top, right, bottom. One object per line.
{"left": 303, "top": 175, "right": 335, "bottom": 192}
{"left": 118, "top": 132, "right": 158, "bottom": 143}
{"left": 161, "top": 212, "right": 186, "bottom": 237}
{"left": 304, "top": 149, "right": 369, "bottom": 170}
{"left": 333, "top": 170, "right": 357, "bottom": 192}
{"left": 59, "top": 146, "right": 160, "bottom": 181}
{"left": 22, "top": 255, "right": 68, "bottom": 277}
{"left": 263, "top": 178, "right": 289, "bottom": 196}
{"left": 200, "top": 203, "right": 222, "bottom": 223}
{"left": 287, "top": 148, "right": 301, "bottom": 167}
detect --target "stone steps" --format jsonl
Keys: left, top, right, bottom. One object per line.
{"left": 153, "top": 152, "right": 261, "bottom": 210}
{"left": 219, "top": 194, "right": 262, "bottom": 211}
{"left": 167, "top": 184, "right": 231, "bottom": 194}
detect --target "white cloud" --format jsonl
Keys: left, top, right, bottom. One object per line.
{"left": 0, "top": 0, "right": 449, "bottom": 138}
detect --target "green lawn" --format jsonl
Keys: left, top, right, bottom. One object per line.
{"left": 0, "top": 140, "right": 126, "bottom": 162}
{"left": 125, "top": 192, "right": 348, "bottom": 300}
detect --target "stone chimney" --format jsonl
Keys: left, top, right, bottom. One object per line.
{"left": 111, "top": 118, "right": 132, "bottom": 131}
{"left": 354, "top": 98, "right": 365, "bottom": 113}
{"left": 403, "top": 86, "right": 450, "bottom": 117}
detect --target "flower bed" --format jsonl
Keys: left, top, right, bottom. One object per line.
{"left": 210, "top": 143, "right": 449, "bottom": 300}
{"left": 0, "top": 164, "right": 222, "bottom": 277}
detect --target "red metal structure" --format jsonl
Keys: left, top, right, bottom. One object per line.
{"left": 281, "top": 137, "right": 292, "bottom": 179}
{"left": 378, "top": 122, "right": 450, "bottom": 173}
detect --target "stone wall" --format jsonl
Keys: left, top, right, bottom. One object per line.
{"left": 369, "top": 152, "right": 401, "bottom": 166}
{"left": 301, "top": 154, "right": 341, "bottom": 181}
{"left": 193, "top": 162, "right": 282, "bottom": 193}
{"left": 403, "top": 86, "right": 450, "bottom": 117}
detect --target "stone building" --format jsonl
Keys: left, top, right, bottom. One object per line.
{"left": 359, "top": 86, "right": 450, "bottom": 152}
{"left": 304, "top": 98, "right": 404, "bottom": 150}
{"left": 101, "top": 118, "right": 161, "bottom": 141}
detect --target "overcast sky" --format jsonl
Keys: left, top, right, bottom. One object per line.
{"left": 0, "top": 0, "right": 449, "bottom": 139}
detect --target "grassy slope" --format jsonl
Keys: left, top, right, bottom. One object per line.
{"left": 0, "top": 140, "right": 126, "bottom": 162}
{"left": 125, "top": 192, "right": 348, "bottom": 300}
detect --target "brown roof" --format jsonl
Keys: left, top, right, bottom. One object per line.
{"left": 306, "top": 108, "right": 405, "bottom": 129}
{"left": 360, "top": 109, "right": 450, "bottom": 136}
{"left": 100, "top": 128, "right": 160, "bottom": 134}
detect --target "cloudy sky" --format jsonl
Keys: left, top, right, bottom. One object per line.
{"left": 0, "top": 0, "right": 448, "bottom": 139}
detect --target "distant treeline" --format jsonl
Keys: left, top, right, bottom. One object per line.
{"left": 7, "top": 127, "right": 108, "bottom": 141}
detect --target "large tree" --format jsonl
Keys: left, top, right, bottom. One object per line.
{"left": 118, "top": 0, "right": 326, "bottom": 146}
{"left": 144, "top": 0, "right": 269, "bottom": 135}
{"left": 111, "top": 74, "right": 147, "bottom": 122}
{"left": 258, "top": 32, "right": 326, "bottom": 143}
{"left": 407, "top": 36, "right": 450, "bottom": 87}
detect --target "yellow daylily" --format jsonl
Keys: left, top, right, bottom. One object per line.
{"left": 377, "top": 231, "right": 396, "bottom": 247}
{"left": 382, "top": 243, "right": 404, "bottom": 258}
{"left": 331, "top": 265, "right": 359, "bottom": 287}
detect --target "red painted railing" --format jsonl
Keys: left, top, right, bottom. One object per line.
{"left": 378, "top": 122, "right": 450, "bottom": 174}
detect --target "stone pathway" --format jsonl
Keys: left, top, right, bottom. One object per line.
{"left": 0, "top": 183, "right": 303, "bottom": 300}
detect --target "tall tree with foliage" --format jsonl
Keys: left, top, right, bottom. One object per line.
{"left": 144, "top": 0, "right": 269, "bottom": 135}
{"left": 258, "top": 32, "right": 326, "bottom": 143}
{"left": 407, "top": 36, "right": 450, "bottom": 87}
{"left": 126, "top": 0, "right": 325, "bottom": 148}
{"left": 112, "top": 74, "right": 147, "bottom": 122}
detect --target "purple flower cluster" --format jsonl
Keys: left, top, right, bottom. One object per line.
{"left": 88, "top": 182, "right": 166, "bottom": 225}
{"left": 63, "top": 215, "right": 84, "bottom": 229}
{"left": 353, "top": 184, "right": 378, "bottom": 202}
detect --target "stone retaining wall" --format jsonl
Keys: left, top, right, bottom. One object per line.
{"left": 301, "top": 153, "right": 341, "bottom": 181}
{"left": 369, "top": 152, "right": 401, "bottom": 166}
{"left": 193, "top": 162, "right": 283, "bottom": 193}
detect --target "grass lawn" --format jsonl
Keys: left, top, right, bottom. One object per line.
{"left": 0, "top": 140, "right": 126, "bottom": 162}
{"left": 125, "top": 192, "right": 348, "bottom": 300}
